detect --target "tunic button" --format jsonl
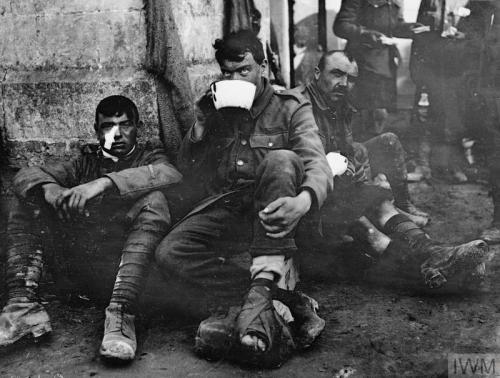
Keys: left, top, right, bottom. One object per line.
{"left": 241, "top": 139, "right": 248, "bottom": 146}
{"left": 268, "top": 142, "right": 274, "bottom": 147}
{"left": 236, "top": 159, "right": 244, "bottom": 166}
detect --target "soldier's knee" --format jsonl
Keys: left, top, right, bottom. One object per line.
{"left": 380, "top": 132, "right": 400, "bottom": 147}
{"left": 127, "top": 190, "right": 171, "bottom": 228}
{"left": 155, "top": 235, "right": 187, "bottom": 277}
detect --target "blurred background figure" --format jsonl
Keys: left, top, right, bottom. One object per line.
{"left": 334, "top": 0, "right": 427, "bottom": 138}
{"left": 408, "top": 0, "right": 495, "bottom": 183}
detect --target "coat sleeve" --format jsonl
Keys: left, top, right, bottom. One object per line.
{"left": 104, "top": 149, "right": 182, "bottom": 201}
{"left": 289, "top": 101, "right": 334, "bottom": 209}
{"left": 333, "top": 0, "right": 365, "bottom": 42}
{"left": 13, "top": 157, "right": 83, "bottom": 199}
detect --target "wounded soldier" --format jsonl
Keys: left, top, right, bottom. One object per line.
{"left": 0, "top": 95, "right": 182, "bottom": 362}
{"left": 154, "top": 30, "right": 332, "bottom": 367}
{"left": 297, "top": 50, "right": 491, "bottom": 287}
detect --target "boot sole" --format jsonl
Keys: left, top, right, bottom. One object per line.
{"left": 423, "top": 241, "right": 490, "bottom": 288}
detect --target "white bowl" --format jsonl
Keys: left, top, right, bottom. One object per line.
{"left": 210, "top": 80, "right": 256, "bottom": 110}
{"left": 326, "top": 152, "right": 348, "bottom": 177}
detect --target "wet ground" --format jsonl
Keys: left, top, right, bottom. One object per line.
{"left": 0, "top": 179, "right": 499, "bottom": 378}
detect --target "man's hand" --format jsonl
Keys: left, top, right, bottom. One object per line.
{"left": 42, "top": 183, "right": 67, "bottom": 219}
{"left": 56, "top": 177, "right": 114, "bottom": 219}
{"left": 192, "top": 92, "right": 215, "bottom": 141}
{"left": 258, "top": 191, "right": 312, "bottom": 239}
{"left": 360, "top": 30, "right": 386, "bottom": 47}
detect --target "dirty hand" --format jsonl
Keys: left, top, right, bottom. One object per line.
{"left": 360, "top": 30, "right": 386, "bottom": 47}
{"left": 42, "top": 183, "right": 68, "bottom": 219}
{"left": 193, "top": 91, "right": 215, "bottom": 141}
{"left": 56, "top": 177, "right": 114, "bottom": 219}
{"left": 258, "top": 191, "right": 312, "bottom": 239}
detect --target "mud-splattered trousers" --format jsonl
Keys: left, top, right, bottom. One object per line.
{"left": 6, "top": 146, "right": 181, "bottom": 310}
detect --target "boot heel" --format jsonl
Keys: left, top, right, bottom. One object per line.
{"left": 31, "top": 322, "right": 52, "bottom": 339}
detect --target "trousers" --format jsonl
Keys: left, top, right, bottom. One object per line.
{"left": 155, "top": 150, "right": 306, "bottom": 303}
{"left": 6, "top": 190, "right": 170, "bottom": 306}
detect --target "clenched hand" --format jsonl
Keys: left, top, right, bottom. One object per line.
{"left": 258, "top": 191, "right": 312, "bottom": 239}
{"left": 43, "top": 178, "right": 113, "bottom": 220}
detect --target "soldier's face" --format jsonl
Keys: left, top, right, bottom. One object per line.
{"left": 220, "top": 52, "right": 267, "bottom": 98}
{"left": 96, "top": 113, "right": 138, "bottom": 157}
{"left": 315, "top": 52, "right": 358, "bottom": 102}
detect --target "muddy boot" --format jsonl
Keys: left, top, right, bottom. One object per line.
{"left": 1, "top": 240, "right": 51, "bottom": 346}
{"left": 276, "top": 289, "right": 325, "bottom": 349}
{"left": 100, "top": 304, "right": 136, "bottom": 361}
{"left": 194, "top": 306, "right": 240, "bottom": 360}
{"left": 420, "top": 240, "right": 490, "bottom": 288}
{"left": 383, "top": 214, "right": 490, "bottom": 289}
{"left": 0, "top": 301, "right": 52, "bottom": 346}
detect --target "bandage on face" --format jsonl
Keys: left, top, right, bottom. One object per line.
{"left": 103, "top": 125, "right": 120, "bottom": 150}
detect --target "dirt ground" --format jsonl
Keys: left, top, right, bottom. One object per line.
{"left": 1, "top": 117, "right": 500, "bottom": 377}
{"left": 0, "top": 181, "right": 498, "bottom": 378}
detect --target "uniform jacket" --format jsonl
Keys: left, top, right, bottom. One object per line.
{"left": 334, "top": 0, "right": 415, "bottom": 78}
{"left": 178, "top": 79, "right": 333, "bottom": 212}
{"left": 298, "top": 81, "right": 370, "bottom": 183}
{"left": 13, "top": 144, "right": 182, "bottom": 202}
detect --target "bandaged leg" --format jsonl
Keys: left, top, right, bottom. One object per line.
{"left": 101, "top": 191, "right": 170, "bottom": 361}
{"left": 0, "top": 197, "right": 52, "bottom": 346}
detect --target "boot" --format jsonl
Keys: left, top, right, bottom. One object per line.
{"left": 99, "top": 303, "right": 136, "bottom": 361}
{"left": 0, "top": 301, "right": 52, "bottom": 346}
{"left": 383, "top": 214, "right": 490, "bottom": 289}
{"left": 194, "top": 306, "right": 240, "bottom": 360}
{"left": 276, "top": 289, "right": 325, "bottom": 349}
{"left": 420, "top": 240, "right": 489, "bottom": 288}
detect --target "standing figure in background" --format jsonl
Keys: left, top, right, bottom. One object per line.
{"left": 334, "top": 0, "right": 427, "bottom": 137}
{"left": 409, "top": 0, "right": 490, "bottom": 182}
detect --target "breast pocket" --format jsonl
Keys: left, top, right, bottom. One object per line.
{"left": 249, "top": 133, "right": 288, "bottom": 150}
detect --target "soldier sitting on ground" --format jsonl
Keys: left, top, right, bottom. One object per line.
{"left": 0, "top": 95, "right": 182, "bottom": 362}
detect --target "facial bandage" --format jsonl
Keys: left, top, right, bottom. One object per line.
{"left": 104, "top": 125, "right": 119, "bottom": 150}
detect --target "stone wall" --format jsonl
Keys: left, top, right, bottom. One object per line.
{"left": 0, "top": 0, "right": 270, "bottom": 173}
{"left": 0, "top": 0, "right": 158, "bottom": 169}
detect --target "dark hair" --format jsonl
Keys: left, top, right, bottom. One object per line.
{"left": 317, "top": 50, "right": 355, "bottom": 71}
{"left": 214, "top": 29, "right": 265, "bottom": 65}
{"left": 95, "top": 95, "right": 139, "bottom": 126}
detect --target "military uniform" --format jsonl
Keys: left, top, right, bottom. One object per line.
{"left": 155, "top": 79, "right": 332, "bottom": 300}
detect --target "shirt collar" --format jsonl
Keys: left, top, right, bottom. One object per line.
{"left": 100, "top": 144, "right": 137, "bottom": 162}
{"left": 249, "top": 78, "right": 274, "bottom": 119}
{"left": 306, "top": 80, "right": 357, "bottom": 114}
